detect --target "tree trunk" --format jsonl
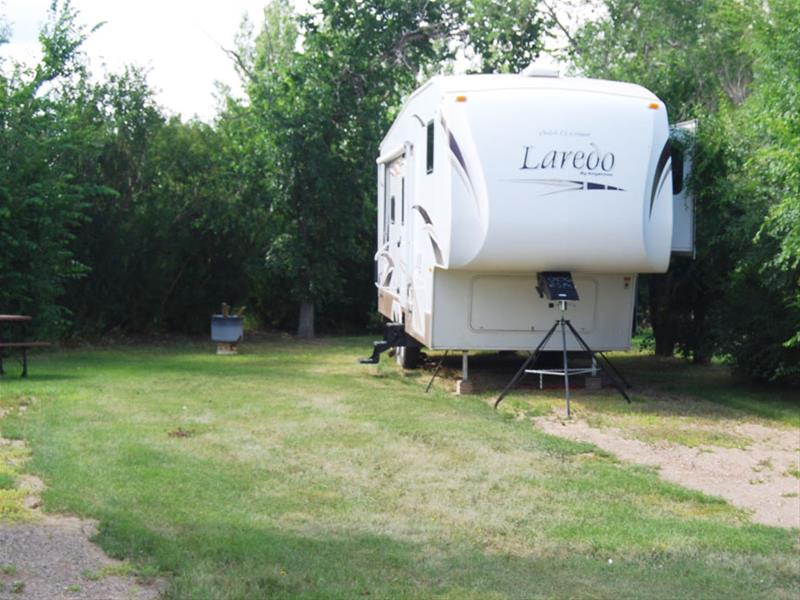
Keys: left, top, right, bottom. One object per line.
{"left": 648, "top": 274, "right": 676, "bottom": 357}
{"left": 297, "top": 300, "right": 315, "bottom": 338}
{"left": 691, "top": 302, "right": 711, "bottom": 364}
{"left": 654, "top": 329, "right": 675, "bottom": 357}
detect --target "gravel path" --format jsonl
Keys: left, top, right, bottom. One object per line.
{"left": 0, "top": 514, "right": 162, "bottom": 600}
{"left": 534, "top": 414, "right": 800, "bottom": 528}
{"left": 0, "top": 424, "right": 164, "bottom": 600}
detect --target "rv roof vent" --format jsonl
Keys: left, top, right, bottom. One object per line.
{"left": 520, "top": 63, "right": 560, "bottom": 78}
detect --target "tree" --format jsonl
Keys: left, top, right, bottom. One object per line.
{"left": 568, "top": 0, "right": 799, "bottom": 382}
{"left": 63, "top": 68, "right": 273, "bottom": 335}
{"left": 568, "top": 0, "right": 752, "bottom": 358}
{"left": 234, "top": 0, "right": 548, "bottom": 337}
{"left": 2, "top": 1, "right": 281, "bottom": 338}
{"left": 454, "top": 0, "right": 547, "bottom": 73}
{"left": 0, "top": 0, "right": 104, "bottom": 336}
{"left": 567, "top": 0, "right": 753, "bottom": 116}
{"left": 714, "top": 0, "right": 800, "bottom": 381}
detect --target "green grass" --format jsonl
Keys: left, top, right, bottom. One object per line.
{"left": 617, "top": 354, "right": 799, "bottom": 426}
{"left": 0, "top": 472, "right": 15, "bottom": 490}
{"left": 509, "top": 392, "right": 757, "bottom": 449}
{"left": 0, "top": 564, "right": 17, "bottom": 576}
{"left": 10, "top": 581, "right": 25, "bottom": 594}
{"left": 82, "top": 562, "right": 135, "bottom": 581}
{"left": 500, "top": 352, "right": 799, "bottom": 448}
{"left": 0, "top": 438, "right": 31, "bottom": 521}
{"left": 0, "top": 338, "right": 798, "bottom": 599}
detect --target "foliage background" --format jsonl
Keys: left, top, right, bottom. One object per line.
{"left": 0, "top": 0, "right": 797, "bottom": 383}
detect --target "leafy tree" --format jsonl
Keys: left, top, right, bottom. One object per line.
{"left": 63, "top": 68, "right": 273, "bottom": 335}
{"left": 0, "top": 16, "right": 8, "bottom": 45}
{"left": 569, "top": 0, "right": 799, "bottom": 382}
{"left": 568, "top": 0, "right": 748, "bottom": 356}
{"left": 233, "top": 0, "right": 548, "bottom": 337}
{"left": 713, "top": 0, "right": 800, "bottom": 380}
{"left": 2, "top": 2, "right": 278, "bottom": 338}
{"left": 0, "top": 1, "right": 104, "bottom": 336}
{"left": 454, "top": 0, "right": 547, "bottom": 73}
{"left": 748, "top": 0, "right": 800, "bottom": 323}
{"left": 567, "top": 0, "right": 753, "bottom": 116}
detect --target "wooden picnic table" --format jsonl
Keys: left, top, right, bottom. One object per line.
{"left": 0, "top": 314, "right": 50, "bottom": 377}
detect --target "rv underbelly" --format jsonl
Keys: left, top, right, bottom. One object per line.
{"left": 425, "top": 270, "right": 635, "bottom": 351}
{"left": 378, "top": 270, "right": 636, "bottom": 352}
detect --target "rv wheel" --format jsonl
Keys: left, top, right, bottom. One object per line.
{"left": 396, "top": 345, "right": 421, "bottom": 369}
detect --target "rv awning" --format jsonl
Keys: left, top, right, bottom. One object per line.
{"left": 376, "top": 144, "right": 406, "bottom": 165}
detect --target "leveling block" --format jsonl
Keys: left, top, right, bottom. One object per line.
{"left": 216, "top": 342, "right": 239, "bottom": 355}
{"left": 494, "top": 272, "right": 631, "bottom": 418}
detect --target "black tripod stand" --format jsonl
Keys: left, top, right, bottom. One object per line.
{"left": 494, "top": 300, "right": 630, "bottom": 417}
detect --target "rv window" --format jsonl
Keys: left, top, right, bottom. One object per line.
{"left": 382, "top": 169, "right": 390, "bottom": 243}
{"left": 426, "top": 121, "right": 434, "bottom": 174}
{"left": 390, "top": 195, "right": 395, "bottom": 224}
{"left": 671, "top": 146, "right": 684, "bottom": 195}
{"left": 401, "top": 179, "right": 405, "bottom": 225}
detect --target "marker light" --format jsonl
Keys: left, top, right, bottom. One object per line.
{"left": 648, "top": 102, "right": 659, "bottom": 110}
{"left": 456, "top": 95, "right": 467, "bottom": 102}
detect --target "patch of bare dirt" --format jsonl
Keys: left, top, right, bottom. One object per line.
{"left": 0, "top": 428, "right": 165, "bottom": 599}
{"left": 534, "top": 413, "right": 800, "bottom": 529}
{"left": 0, "top": 515, "right": 164, "bottom": 600}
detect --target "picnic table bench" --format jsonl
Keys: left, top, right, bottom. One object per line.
{"left": 0, "top": 315, "right": 51, "bottom": 377}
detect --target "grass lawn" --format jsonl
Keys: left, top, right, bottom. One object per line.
{"left": 499, "top": 352, "right": 800, "bottom": 449}
{"left": 0, "top": 337, "right": 798, "bottom": 599}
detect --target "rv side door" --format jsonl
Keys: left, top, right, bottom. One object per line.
{"left": 670, "top": 119, "right": 697, "bottom": 257}
{"left": 386, "top": 155, "right": 407, "bottom": 301}
{"left": 375, "top": 144, "right": 407, "bottom": 301}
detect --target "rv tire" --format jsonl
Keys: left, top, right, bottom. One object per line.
{"left": 396, "top": 345, "right": 421, "bottom": 369}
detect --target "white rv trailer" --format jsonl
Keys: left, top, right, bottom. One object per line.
{"left": 369, "top": 70, "right": 693, "bottom": 368}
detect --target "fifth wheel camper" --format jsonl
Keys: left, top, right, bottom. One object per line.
{"left": 361, "top": 70, "right": 693, "bottom": 370}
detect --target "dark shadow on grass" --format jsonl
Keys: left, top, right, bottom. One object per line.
{"left": 0, "top": 373, "right": 78, "bottom": 382}
{"left": 421, "top": 351, "right": 800, "bottom": 424}
{"left": 92, "top": 515, "right": 795, "bottom": 600}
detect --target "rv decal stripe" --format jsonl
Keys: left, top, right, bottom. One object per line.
{"left": 655, "top": 165, "right": 672, "bottom": 203}
{"left": 443, "top": 124, "right": 482, "bottom": 219}
{"left": 448, "top": 132, "right": 468, "bottom": 175}
{"left": 429, "top": 235, "right": 444, "bottom": 266}
{"left": 649, "top": 140, "right": 672, "bottom": 216}
{"left": 412, "top": 204, "right": 432, "bottom": 225}
{"left": 503, "top": 178, "right": 626, "bottom": 195}
{"left": 412, "top": 205, "right": 443, "bottom": 265}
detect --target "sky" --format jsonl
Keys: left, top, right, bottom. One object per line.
{"left": 1, "top": 1, "right": 583, "bottom": 122}
{"left": 0, "top": 0, "right": 310, "bottom": 121}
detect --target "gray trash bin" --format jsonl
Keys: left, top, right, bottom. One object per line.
{"left": 211, "top": 315, "right": 243, "bottom": 354}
